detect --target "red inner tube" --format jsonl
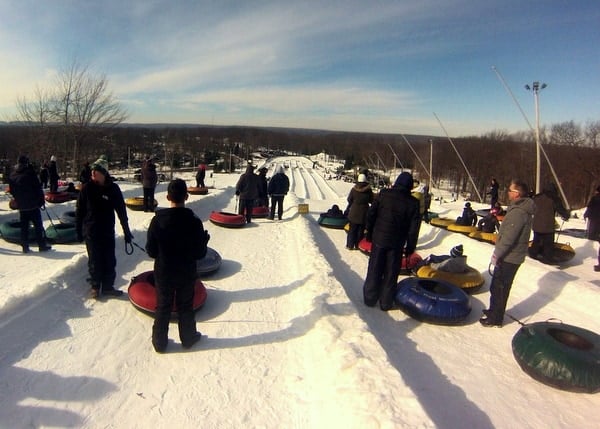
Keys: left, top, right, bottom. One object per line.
{"left": 45, "top": 192, "right": 75, "bottom": 203}
{"left": 209, "top": 211, "right": 246, "bottom": 226}
{"left": 128, "top": 271, "right": 207, "bottom": 314}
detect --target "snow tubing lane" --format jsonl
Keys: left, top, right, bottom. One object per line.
{"left": 45, "top": 191, "right": 76, "bottom": 204}
{"left": 188, "top": 186, "right": 209, "bottom": 195}
{"left": 209, "top": 211, "right": 246, "bottom": 228}
{"left": 468, "top": 231, "right": 498, "bottom": 244}
{"left": 0, "top": 220, "right": 36, "bottom": 244}
{"left": 196, "top": 247, "right": 222, "bottom": 276}
{"left": 447, "top": 223, "right": 478, "bottom": 234}
{"left": 125, "top": 197, "right": 158, "bottom": 211}
{"left": 317, "top": 214, "right": 348, "bottom": 229}
{"left": 128, "top": 271, "right": 207, "bottom": 317}
{"left": 245, "top": 205, "right": 269, "bottom": 218}
{"left": 45, "top": 223, "right": 78, "bottom": 244}
{"left": 394, "top": 277, "right": 471, "bottom": 325}
{"left": 416, "top": 265, "right": 485, "bottom": 293}
{"left": 59, "top": 210, "right": 77, "bottom": 225}
{"left": 528, "top": 241, "right": 576, "bottom": 264}
{"left": 430, "top": 217, "right": 455, "bottom": 228}
{"left": 512, "top": 321, "right": 600, "bottom": 393}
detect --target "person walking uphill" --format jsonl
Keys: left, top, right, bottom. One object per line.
{"left": 8, "top": 155, "right": 52, "bottom": 253}
{"left": 480, "top": 179, "right": 534, "bottom": 327}
{"left": 584, "top": 185, "right": 600, "bottom": 272}
{"left": 146, "top": 179, "right": 209, "bottom": 353}
{"left": 141, "top": 157, "right": 158, "bottom": 212}
{"left": 236, "top": 162, "right": 260, "bottom": 223}
{"left": 345, "top": 173, "right": 373, "bottom": 249}
{"left": 363, "top": 172, "right": 420, "bottom": 311}
{"left": 76, "top": 156, "right": 133, "bottom": 299}
{"left": 267, "top": 165, "right": 290, "bottom": 220}
{"left": 488, "top": 178, "right": 499, "bottom": 208}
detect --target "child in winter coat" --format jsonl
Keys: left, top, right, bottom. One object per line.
{"left": 456, "top": 202, "right": 477, "bottom": 226}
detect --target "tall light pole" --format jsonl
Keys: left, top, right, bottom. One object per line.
{"left": 525, "top": 81, "right": 547, "bottom": 194}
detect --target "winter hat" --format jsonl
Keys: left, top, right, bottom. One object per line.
{"left": 50, "top": 155, "right": 57, "bottom": 162}
{"left": 394, "top": 172, "right": 414, "bottom": 190}
{"left": 465, "top": 202, "right": 471, "bottom": 208}
{"left": 357, "top": 173, "right": 367, "bottom": 183}
{"left": 450, "top": 244, "right": 463, "bottom": 257}
{"left": 17, "top": 155, "right": 29, "bottom": 165}
{"left": 91, "top": 155, "right": 109, "bottom": 176}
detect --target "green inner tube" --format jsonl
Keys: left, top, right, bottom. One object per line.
{"left": 45, "top": 224, "right": 78, "bottom": 244}
{"left": 0, "top": 220, "right": 36, "bottom": 244}
{"left": 512, "top": 321, "right": 600, "bottom": 393}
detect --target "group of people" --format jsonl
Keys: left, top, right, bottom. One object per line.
{"left": 235, "top": 162, "right": 290, "bottom": 223}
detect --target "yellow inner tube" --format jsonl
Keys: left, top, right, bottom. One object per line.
{"left": 447, "top": 223, "right": 478, "bottom": 234}
{"left": 416, "top": 265, "right": 485, "bottom": 291}
{"left": 430, "top": 217, "right": 455, "bottom": 228}
{"left": 125, "top": 197, "right": 158, "bottom": 210}
{"left": 468, "top": 231, "right": 498, "bottom": 244}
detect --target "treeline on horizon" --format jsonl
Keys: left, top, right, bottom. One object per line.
{"left": 0, "top": 121, "right": 598, "bottom": 209}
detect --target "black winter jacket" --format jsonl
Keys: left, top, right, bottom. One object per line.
{"left": 236, "top": 166, "right": 260, "bottom": 199}
{"left": 366, "top": 187, "right": 420, "bottom": 252}
{"left": 347, "top": 183, "right": 373, "bottom": 225}
{"left": 9, "top": 163, "right": 44, "bottom": 211}
{"left": 146, "top": 207, "right": 208, "bottom": 282}
{"left": 268, "top": 172, "right": 290, "bottom": 196}
{"left": 76, "top": 178, "right": 129, "bottom": 240}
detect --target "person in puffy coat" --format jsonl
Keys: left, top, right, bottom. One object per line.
{"left": 363, "top": 172, "right": 420, "bottom": 311}
{"left": 267, "top": 166, "right": 290, "bottom": 220}
{"left": 481, "top": 179, "right": 534, "bottom": 327}
{"left": 141, "top": 157, "right": 158, "bottom": 212}
{"left": 9, "top": 155, "right": 52, "bottom": 253}
{"left": 584, "top": 185, "right": 600, "bottom": 271}
{"left": 345, "top": 173, "right": 373, "bottom": 250}
{"left": 236, "top": 163, "right": 260, "bottom": 223}
{"left": 76, "top": 156, "right": 133, "bottom": 299}
{"left": 146, "top": 179, "right": 209, "bottom": 353}
{"left": 529, "top": 182, "right": 570, "bottom": 263}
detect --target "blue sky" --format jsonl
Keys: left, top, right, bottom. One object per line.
{"left": 1, "top": 0, "right": 598, "bottom": 136}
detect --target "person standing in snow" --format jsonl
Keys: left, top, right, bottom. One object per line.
{"left": 363, "top": 172, "right": 420, "bottom": 311}
{"left": 267, "top": 165, "right": 290, "bottom": 220}
{"left": 345, "top": 173, "right": 373, "bottom": 249}
{"left": 195, "top": 163, "right": 206, "bottom": 188}
{"left": 256, "top": 167, "right": 269, "bottom": 208}
{"left": 584, "top": 185, "right": 600, "bottom": 272}
{"left": 488, "top": 178, "right": 499, "bottom": 208}
{"left": 79, "top": 161, "right": 92, "bottom": 185}
{"left": 141, "top": 157, "right": 158, "bottom": 212}
{"left": 481, "top": 179, "right": 534, "bottom": 327}
{"left": 529, "top": 182, "right": 570, "bottom": 263}
{"left": 39, "top": 162, "right": 49, "bottom": 189}
{"left": 48, "top": 155, "right": 59, "bottom": 193}
{"left": 76, "top": 155, "right": 133, "bottom": 299}
{"left": 9, "top": 155, "right": 52, "bottom": 253}
{"left": 146, "top": 179, "right": 209, "bottom": 353}
{"left": 235, "top": 162, "right": 260, "bottom": 223}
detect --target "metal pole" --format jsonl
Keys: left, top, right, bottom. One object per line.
{"left": 429, "top": 139, "right": 433, "bottom": 187}
{"left": 533, "top": 83, "right": 542, "bottom": 195}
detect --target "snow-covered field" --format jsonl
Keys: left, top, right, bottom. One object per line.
{"left": 0, "top": 155, "right": 599, "bottom": 428}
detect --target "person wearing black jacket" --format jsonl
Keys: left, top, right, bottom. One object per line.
{"left": 48, "top": 155, "right": 59, "bottom": 193}
{"left": 488, "top": 178, "right": 499, "bottom": 208}
{"left": 79, "top": 162, "right": 92, "bottom": 185}
{"left": 345, "top": 173, "right": 373, "bottom": 249}
{"left": 76, "top": 156, "right": 133, "bottom": 299}
{"left": 363, "top": 172, "right": 420, "bottom": 311}
{"left": 9, "top": 155, "right": 52, "bottom": 253}
{"left": 267, "top": 165, "right": 290, "bottom": 220}
{"left": 584, "top": 185, "right": 600, "bottom": 271}
{"left": 146, "top": 179, "right": 209, "bottom": 353}
{"left": 235, "top": 162, "right": 260, "bottom": 223}
{"left": 141, "top": 157, "right": 158, "bottom": 212}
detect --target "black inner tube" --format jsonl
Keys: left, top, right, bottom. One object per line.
{"left": 548, "top": 328, "right": 594, "bottom": 351}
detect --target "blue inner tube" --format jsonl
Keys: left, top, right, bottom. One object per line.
{"left": 196, "top": 247, "right": 222, "bottom": 276}
{"left": 512, "top": 321, "right": 600, "bottom": 393}
{"left": 394, "top": 277, "right": 471, "bottom": 325}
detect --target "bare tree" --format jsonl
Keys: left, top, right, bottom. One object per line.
{"left": 16, "top": 60, "right": 128, "bottom": 175}
{"left": 584, "top": 120, "right": 600, "bottom": 148}
{"left": 549, "top": 120, "right": 583, "bottom": 146}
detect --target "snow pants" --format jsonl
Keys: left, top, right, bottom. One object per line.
{"left": 363, "top": 244, "right": 402, "bottom": 311}
{"left": 487, "top": 261, "right": 520, "bottom": 324}
{"left": 85, "top": 234, "right": 116, "bottom": 292}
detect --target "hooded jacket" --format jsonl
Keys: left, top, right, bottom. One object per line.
{"left": 532, "top": 185, "right": 570, "bottom": 233}
{"left": 366, "top": 186, "right": 420, "bottom": 252}
{"left": 141, "top": 159, "right": 158, "bottom": 188}
{"left": 236, "top": 165, "right": 260, "bottom": 199}
{"left": 9, "top": 162, "right": 44, "bottom": 211}
{"left": 347, "top": 182, "right": 374, "bottom": 225}
{"left": 76, "top": 178, "right": 129, "bottom": 240}
{"left": 268, "top": 166, "right": 290, "bottom": 196}
{"left": 494, "top": 196, "right": 535, "bottom": 264}
{"left": 146, "top": 207, "right": 208, "bottom": 282}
